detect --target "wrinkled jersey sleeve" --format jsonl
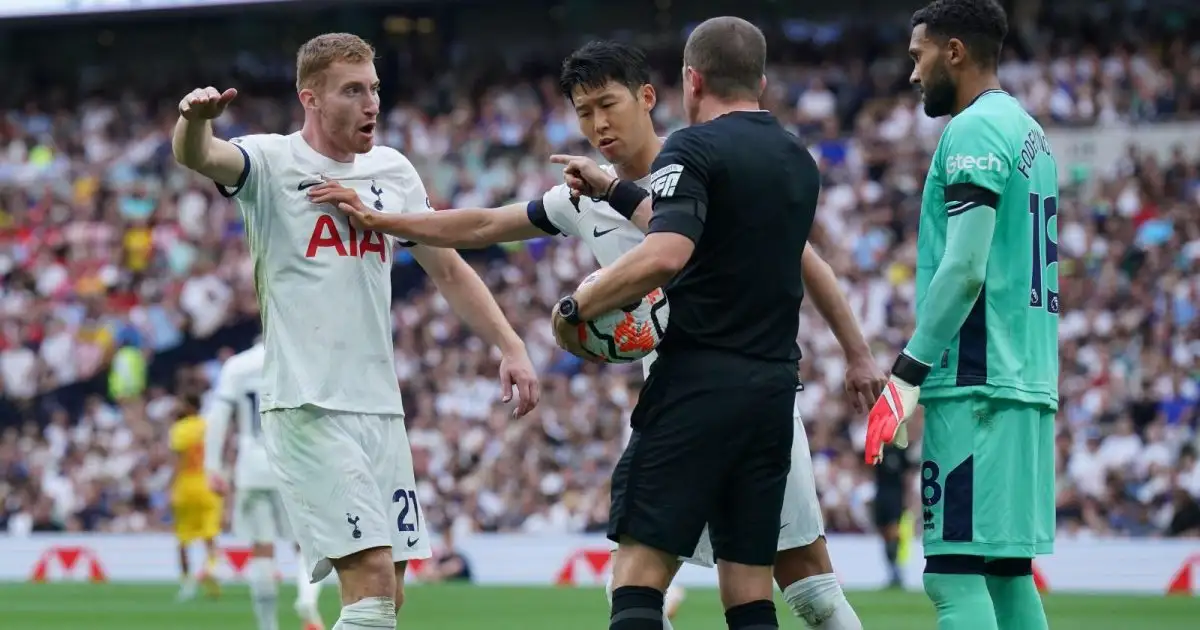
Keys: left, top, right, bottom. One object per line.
{"left": 216, "top": 134, "right": 270, "bottom": 200}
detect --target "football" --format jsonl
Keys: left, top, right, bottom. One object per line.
{"left": 573, "top": 269, "right": 670, "bottom": 363}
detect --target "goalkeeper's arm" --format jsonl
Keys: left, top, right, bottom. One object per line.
{"left": 901, "top": 199, "right": 997, "bottom": 377}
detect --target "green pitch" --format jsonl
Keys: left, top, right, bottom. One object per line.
{"left": 2, "top": 583, "right": 1197, "bottom": 629}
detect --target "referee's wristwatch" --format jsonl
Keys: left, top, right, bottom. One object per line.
{"left": 556, "top": 295, "right": 583, "bottom": 325}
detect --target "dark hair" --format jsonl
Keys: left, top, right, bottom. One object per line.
{"left": 559, "top": 40, "right": 651, "bottom": 101}
{"left": 912, "top": 0, "right": 1008, "bottom": 68}
{"left": 682, "top": 16, "right": 766, "bottom": 100}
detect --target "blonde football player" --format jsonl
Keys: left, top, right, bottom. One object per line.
{"left": 172, "top": 33, "right": 540, "bottom": 630}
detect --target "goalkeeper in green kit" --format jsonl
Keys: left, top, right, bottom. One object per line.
{"left": 864, "top": 1, "right": 1059, "bottom": 629}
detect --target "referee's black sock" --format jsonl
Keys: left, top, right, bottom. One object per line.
{"left": 610, "top": 585, "right": 664, "bottom": 630}
{"left": 725, "top": 599, "right": 778, "bottom": 629}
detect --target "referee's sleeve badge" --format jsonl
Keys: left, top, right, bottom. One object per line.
{"left": 649, "top": 164, "right": 683, "bottom": 198}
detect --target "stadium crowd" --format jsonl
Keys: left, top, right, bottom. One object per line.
{"left": 1, "top": 12, "right": 1199, "bottom": 542}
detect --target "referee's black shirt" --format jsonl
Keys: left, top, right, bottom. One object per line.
{"left": 647, "top": 110, "right": 818, "bottom": 362}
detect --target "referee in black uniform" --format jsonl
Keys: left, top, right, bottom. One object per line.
{"left": 550, "top": 17, "right": 818, "bottom": 630}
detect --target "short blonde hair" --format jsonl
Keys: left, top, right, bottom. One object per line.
{"left": 295, "top": 33, "right": 376, "bottom": 91}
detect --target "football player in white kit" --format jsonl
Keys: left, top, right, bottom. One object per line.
{"left": 172, "top": 33, "right": 540, "bottom": 630}
{"left": 332, "top": 41, "right": 884, "bottom": 630}
{"left": 204, "top": 341, "right": 326, "bottom": 630}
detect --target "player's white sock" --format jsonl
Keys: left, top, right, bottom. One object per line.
{"left": 295, "top": 554, "right": 323, "bottom": 624}
{"left": 176, "top": 574, "right": 198, "bottom": 602}
{"left": 606, "top": 573, "right": 674, "bottom": 630}
{"left": 331, "top": 596, "right": 395, "bottom": 629}
{"left": 665, "top": 583, "right": 687, "bottom": 620}
{"left": 248, "top": 557, "right": 279, "bottom": 630}
{"left": 782, "top": 574, "right": 863, "bottom": 630}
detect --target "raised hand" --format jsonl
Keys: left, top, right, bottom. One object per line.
{"left": 549, "top": 154, "right": 615, "bottom": 198}
{"left": 178, "top": 86, "right": 238, "bottom": 121}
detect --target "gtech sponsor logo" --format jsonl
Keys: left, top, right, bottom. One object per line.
{"left": 945, "top": 153, "right": 1004, "bottom": 175}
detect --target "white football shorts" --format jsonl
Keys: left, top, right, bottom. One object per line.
{"left": 261, "top": 405, "right": 431, "bottom": 582}
{"left": 233, "top": 487, "right": 292, "bottom": 544}
{"left": 681, "top": 402, "right": 825, "bottom": 567}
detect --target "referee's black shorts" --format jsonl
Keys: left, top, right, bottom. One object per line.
{"left": 608, "top": 349, "right": 796, "bottom": 566}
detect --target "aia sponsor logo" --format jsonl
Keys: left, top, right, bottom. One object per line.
{"left": 306, "top": 215, "right": 388, "bottom": 262}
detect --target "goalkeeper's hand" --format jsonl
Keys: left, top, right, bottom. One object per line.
{"left": 864, "top": 352, "right": 929, "bottom": 465}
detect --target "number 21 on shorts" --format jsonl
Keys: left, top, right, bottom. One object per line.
{"left": 392, "top": 488, "right": 420, "bottom": 532}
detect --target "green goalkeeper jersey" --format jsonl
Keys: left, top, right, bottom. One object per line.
{"left": 916, "top": 90, "right": 1059, "bottom": 410}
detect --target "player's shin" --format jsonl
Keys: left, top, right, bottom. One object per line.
{"left": 984, "top": 559, "right": 1048, "bottom": 630}
{"left": 606, "top": 569, "right": 676, "bottom": 630}
{"left": 176, "top": 544, "right": 197, "bottom": 601}
{"left": 295, "top": 551, "right": 324, "bottom": 626}
{"left": 923, "top": 556, "right": 999, "bottom": 630}
{"left": 883, "top": 534, "right": 901, "bottom": 587}
{"left": 331, "top": 597, "right": 395, "bottom": 630}
{"left": 248, "top": 556, "right": 280, "bottom": 630}
{"left": 725, "top": 600, "right": 779, "bottom": 630}
{"left": 610, "top": 586, "right": 666, "bottom": 630}
{"left": 781, "top": 574, "right": 862, "bottom": 630}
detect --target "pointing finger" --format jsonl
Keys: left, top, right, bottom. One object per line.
{"left": 548, "top": 154, "right": 581, "bottom": 165}
{"left": 219, "top": 88, "right": 238, "bottom": 103}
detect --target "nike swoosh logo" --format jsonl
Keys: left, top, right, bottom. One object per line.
{"left": 406, "top": 538, "right": 419, "bottom": 548}
{"left": 593, "top": 226, "right": 618, "bottom": 238}
{"left": 297, "top": 179, "right": 323, "bottom": 191}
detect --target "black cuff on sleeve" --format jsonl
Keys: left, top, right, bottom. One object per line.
{"left": 606, "top": 179, "right": 649, "bottom": 219}
{"left": 214, "top": 143, "right": 251, "bottom": 198}
{"left": 892, "top": 353, "right": 932, "bottom": 387}
{"left": 526, "top": 199, "right": 561, "bottom": 235}
{"left": 647, "top": 198, "right": 705, "bottom": 243}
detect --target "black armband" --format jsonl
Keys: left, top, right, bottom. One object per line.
{"left": 605, "top": 179, "right": 649, "bottom": 219}
{"left": 892, "top": 352, "right": 932, "bottom": 387}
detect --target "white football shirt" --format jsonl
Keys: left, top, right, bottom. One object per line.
{"left": 204, "top": 343, "right": 273, "bottom": 488}
{"left": 532, "top": 166, "right": 654, "bottom": 446}
{"left": 219, "top": 133, "right": 432, "bottom": 414}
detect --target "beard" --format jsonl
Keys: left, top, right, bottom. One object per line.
{"left": 920, "top": 61, "right": 957, "bottom": 118}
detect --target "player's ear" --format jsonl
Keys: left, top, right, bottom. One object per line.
{"left": 297, "top": 87, "right": 317, "bottom": 111}
{"left": 759, "top": 75, "right": 767, "bottom": 97}
{"left": 946, "top": 37, "right": 967, "bottom": 68}
{"left": 640, "top": 83, "right": 657, "bottom": 111}
{"left": 684, "top": 66, "right": 701, "bottom": 96}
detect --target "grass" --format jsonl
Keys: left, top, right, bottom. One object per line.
{"left": 2, "top": 582, "right": 1197, "bottom": 629}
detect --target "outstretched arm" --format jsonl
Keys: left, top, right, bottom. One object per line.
{"left": 350, "top": 202, "right": 551, "bottom": 249}
{"left": 171, "top": 87, "right": 247, "bottom": 187}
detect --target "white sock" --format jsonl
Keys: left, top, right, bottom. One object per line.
{"left": 248, "top": 557, "right": 279, "bottom": 630}
{"left": 782, "top": 573, "right": 863, "bottom": 630}
{"left": 331, "top": 597, "right": 395, "bottom": 630}
{"left": 605, "top": 573, "right": 674, "bottom": 630}
{"left": 295, "top": 552, "right": 323, "bottom": 623}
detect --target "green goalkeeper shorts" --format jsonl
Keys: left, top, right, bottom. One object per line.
{"left": 919, "top": 396, "right": 1056, "bottom": 559}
